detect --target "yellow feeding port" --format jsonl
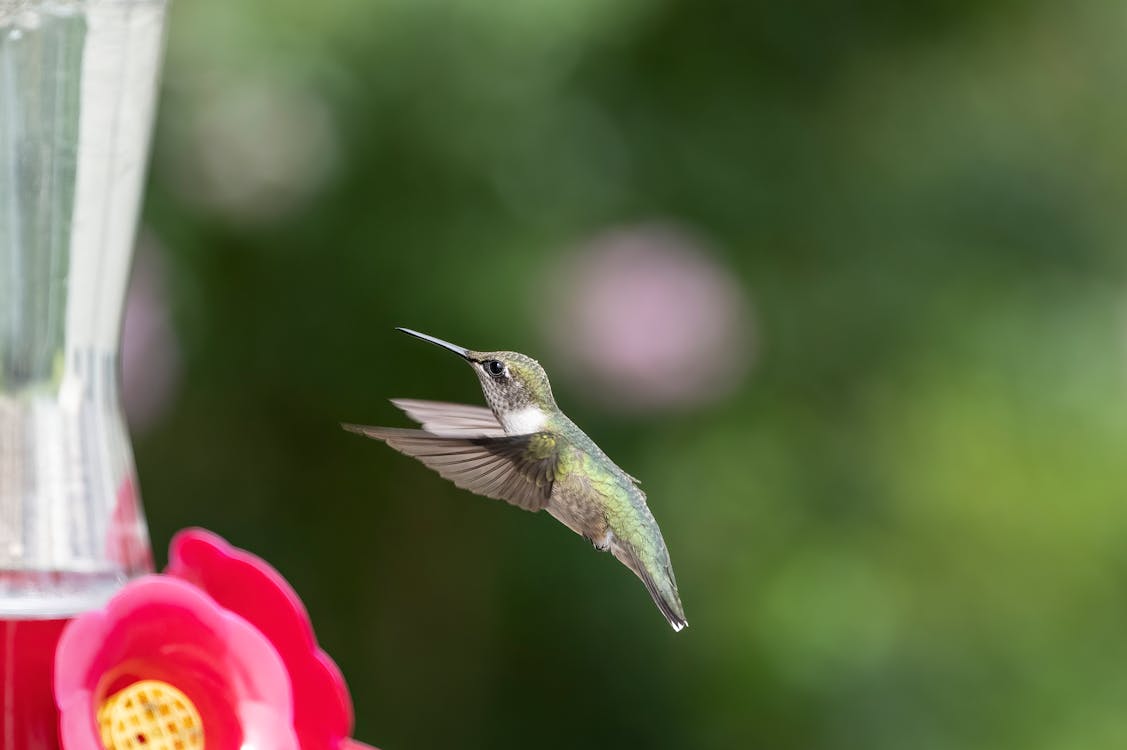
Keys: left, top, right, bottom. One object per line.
{"left": 97, "top": 679, "right": 204, "bottom": 750}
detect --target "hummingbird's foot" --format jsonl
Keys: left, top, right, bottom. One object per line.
{"left": 584, "top": 531, "right": 612, "bottom": 552}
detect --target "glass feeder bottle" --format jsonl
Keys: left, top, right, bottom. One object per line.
{"left": 0, "top": 0, "right": 169, "bottom": 746}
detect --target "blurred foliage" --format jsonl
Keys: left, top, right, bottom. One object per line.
{"left": 131, "top": 0, "right": 1127, "bottom": 748}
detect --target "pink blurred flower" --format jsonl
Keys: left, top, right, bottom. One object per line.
{"left": 122, "top": 241, "right": 182, "bottom": 433}
{"left": 544, "top": 223, "right": 754, "bottom": 411}
{"left": 55, "top": 529, "right": 377, "bottom": 750}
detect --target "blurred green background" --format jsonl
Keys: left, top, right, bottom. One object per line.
{"left": 127, "top": 1, "right": 1127, "bottom": 748}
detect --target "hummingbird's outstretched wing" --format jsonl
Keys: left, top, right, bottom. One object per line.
{"left": 342, "top": 425, "right": 558, "bottom": 511}
{"left": 390, "top": 399, "right": 505, "bottom": 437}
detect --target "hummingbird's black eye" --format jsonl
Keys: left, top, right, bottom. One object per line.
{"left": 485, "top": 359, "right": 505, "bottom": 377}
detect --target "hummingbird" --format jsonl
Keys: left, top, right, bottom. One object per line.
{"left": 343, "top": 328, "right": 688, "bottom": 632}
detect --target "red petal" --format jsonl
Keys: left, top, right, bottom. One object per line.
{"left": 167, "top": 529, "right": 353, "bottom": 749}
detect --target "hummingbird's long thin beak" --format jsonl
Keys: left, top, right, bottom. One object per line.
{"left": 396, "top": 327, "right": 473, "bottom": 360}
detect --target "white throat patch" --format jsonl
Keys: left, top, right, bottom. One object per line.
{"left": 502, "top": 406, "right": 548, "bottom": 435}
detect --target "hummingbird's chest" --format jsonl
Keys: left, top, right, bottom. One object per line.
{"left": 549, "top": 438, "right": 641, "bottom": 538}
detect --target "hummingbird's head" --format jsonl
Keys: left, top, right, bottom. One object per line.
{"left": 397, "top": 328, "right": 558, "bottom": 431}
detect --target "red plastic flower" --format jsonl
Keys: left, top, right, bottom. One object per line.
{"left": 55, "top": 529, "right": 376, "bottom": 750}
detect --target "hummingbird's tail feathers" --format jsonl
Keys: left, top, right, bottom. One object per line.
{"left": 613, "top": 543, "right": 688, "bottom": 632}
{"left": 642, "top": 570, "right": 689, "bottom": 633}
